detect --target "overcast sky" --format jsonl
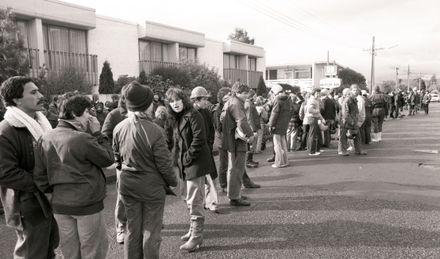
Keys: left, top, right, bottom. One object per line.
{"left": 65, "top": 0, "right": 440, "bottom": 83}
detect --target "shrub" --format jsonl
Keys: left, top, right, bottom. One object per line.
{"left": 39, "top": 66, "right": 92, "bottom": 96}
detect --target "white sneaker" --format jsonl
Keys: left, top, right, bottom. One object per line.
{"left": 116, "top": 232, "right": 125, "bottom": 244}
{"left": 347, "top": 146, "right": 354, "bottom": 151}
{"left": 308, "top": 152, "right": 321, "bottom": 156}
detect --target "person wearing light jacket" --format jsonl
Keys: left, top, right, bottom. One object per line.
{"left": 303, "top": 88, "right": 325, "bottom": 156}
{"left": 113, "top": 82, "right": 177, "bottom": 258}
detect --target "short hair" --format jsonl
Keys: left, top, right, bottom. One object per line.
{"left": 60, "top": 95, "right": 93, "bottom": 120}
{"left": 231, "top": 82, "right": 250, "bottom": 94}
{"left": 311, "top": 88, "right": 321, "bottom": 95}
{"left": 0, "top": 76, "right": 34, "bottom": 107}
{"left": 165, "top": 87, "right": 192, "bottom": 116}
{"left": 350, "top": 84, "right": 360, "bottom": 90}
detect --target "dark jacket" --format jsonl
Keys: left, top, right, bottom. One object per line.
{"left": 268, "top": 93, "right": 291, "bottom": 135}
{"left": 340, "top": 96, "right": 359, "bottom": 129}
{"left": 0, "top": 120, "right": 52, "bottom": 229}
{"left": 34, "top": 120, "right": 114, "bottom": 215}
{"left": 221, "top": 95, "right": 253, "bottom": 153}
{"left": 370, "top": 93, "right": 388, "bottom": 117}
{"left": 245, "top": 99, "right": 261, "bottom": 132}
{"left": 113, "top": 116, "right": 177, "bottom": 202}
{"left": 101, "top": 106, "right": 127, "bottom": 140}
{"left": 174, "top": 108, "right": 215, "bottom": 180}
{"left": 321, "top": 97, "right": 337, "bottom": 121}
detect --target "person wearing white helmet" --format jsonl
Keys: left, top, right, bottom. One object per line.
{"left": 190, "top": 86, "right": 219, "bottom": 213}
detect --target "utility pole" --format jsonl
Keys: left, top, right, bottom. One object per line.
{"left": 407, "top": 65, "right": 410, "bottom": 92}
{"left": 419, "top": 72, "right": 422, "bottom": 91}
{"left": 395, "top": 67, "right": 399, "bottom": 90}
{"left": 370, "top": 36, "right": 375, "bottom": 94}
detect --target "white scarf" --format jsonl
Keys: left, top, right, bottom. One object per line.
{"left": 4, "top": 106, "right": 53, "bottom": 141}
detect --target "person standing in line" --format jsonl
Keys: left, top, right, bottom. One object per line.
{"left": 370, "top": 87, "right": 388, "bottom": 142}
{"left": 113, "top": 82, "right": 177, "bottom": 258}
{"left": 166, "top": 87, "right": 214, "bottom": 252}
{"left": 361, "top": 90, "right": 372, "bottom": 144}
{"left": 338, "top": 88, "right": 367, "bottom": 156}
{"left": 190, "top": 86, "right": 219, "bottom": 213}
{"left": 255, "top": 96, "right": 268, "bottom": 153}
{"left": 34, "top": 95, "right": 113, "bottom": 259}
{"left": 101, "top": 93, "right": 128, "bottom": 245}
{"left": 0, "top": 76, "right": 59, "bottom": 258}
{"left": 320, "top": 88, "right": 337, "bottom": 148}
{"left": 221, "top": 83, "right": 255, "bottom": 206}
{"left": 351, "top": 85, "right": 366, "bottom": 144}
{"left": 244, "top": 90, "right": 261, "bottom": 168}
{"left": 304, "top": 88, "right": 325, "bottom": 156}
{"left": 267, "top": 84, "right": 291, "bottom": 167}
{"left": 422, "top": 90, "right": 431, "bottom": 115}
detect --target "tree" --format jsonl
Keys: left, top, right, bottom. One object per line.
{"left": 380, "top": 80, "right": 396, "bottom": 93}
{"left": 40, "top": 66, "right": 92, "bottom": 96}
{"left": 113, "top": 75, "right": 136, "bottom": 94}
{"left": 0, "top": 8, "right": 29, "bottom": 84}
{"left": 256, "top": 76, "right": 268, "bottom": 97}
{"left": 228, "top": 28, "right": 255, "bottom": 45}
{"left": 151, "top": 66, "right": 190, "bottom": 88}
{"left": 336, "top": 67, "right": 367, "bottom": 92}
{"left": 138, "top": 70, "right": 148, "bottom": 84}
{"left": 98, "top": 61, "right": 114, "bottom": 94}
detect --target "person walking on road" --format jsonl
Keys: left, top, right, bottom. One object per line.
{"left": 0, "top": 76, "right": 58, "bottom": 259}
{"left": 304, "top": 88, "right": 325, "bottom": 156}
{"left": 422, "top": 90, "right": 431, "bottom": 115}
{"left": 113, "top": 82, "right": 177, "bottom": 258}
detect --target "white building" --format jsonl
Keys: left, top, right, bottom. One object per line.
{"left": 2, "top": 0, "right": 265, "bottom": 92}
{"left": 265, "top": 62, "right": 344, "bottom": 91}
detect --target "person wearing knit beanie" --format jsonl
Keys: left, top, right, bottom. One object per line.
{"left": 123, "top": 81, "right": 154, "bottom": 112}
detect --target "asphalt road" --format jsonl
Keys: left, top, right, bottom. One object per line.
{"left": 1, "top": 103, "right": 440, "bottom": 259}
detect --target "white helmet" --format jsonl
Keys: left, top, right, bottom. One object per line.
{"left": 190, "top": 86, "right": 209, "bottom": 99}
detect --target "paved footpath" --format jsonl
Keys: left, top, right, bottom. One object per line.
{"left": 1, "top": 104, "right": 440, "bottom": 259}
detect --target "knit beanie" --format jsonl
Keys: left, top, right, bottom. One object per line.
{"left": 123, "top": 81, "right": 153, "bottom": 112}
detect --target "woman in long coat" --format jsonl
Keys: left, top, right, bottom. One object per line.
{"left": 165, "top": 87, "right": 215, "bottom": 252}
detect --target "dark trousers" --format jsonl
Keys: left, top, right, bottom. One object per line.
{"left": 218, "top": 147, "right": 255, "bottom": 189}
{"left": 307, "top": 119, "right": 320, "bottom": 154}
{"left": 300, "top": 125, "right": 309, "bottom": 150}
{"left": 390, "top": 105, "right": 399, "bottom": 118}
{"left": 14, "top": 215, "right": 59, "bottom": 259}
{"left": 424, "top": 103, "right": 429, "bottom": 114}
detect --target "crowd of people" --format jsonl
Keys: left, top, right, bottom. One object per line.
{"left": 0, "top": 75, "right": 434, "bottom": 258}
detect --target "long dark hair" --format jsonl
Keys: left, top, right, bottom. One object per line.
{"left": 165, "top": 88, "right": 193, "bottom": 119}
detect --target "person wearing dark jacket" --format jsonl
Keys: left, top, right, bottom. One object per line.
{"left": 113, "top": 82, "right": 177, "bottom": 258}
{"left": 268, "top": 84, "right": 291, "bottom": 168}
{"left": 101, "top": 94, "right": 128, "bottom": 244}
{"left": 0, "top": 76, "right": 58, "bottom": 259}
{"left": 244, "top": 90, "right": 261, "bottom": 168}
{"left": 221, "top": 83, "right": 257, "bottom": 206}
{"left": 370, "top": 87, "right": 388, "bottom": 142}
{"left": 320, "top": 89, "right": 337, "bottom": 148}
{"left": 166, "top": 87, "right": 214, "bottom": 252}
{"left": 190, "top": 86, "right": 218, "bottom": 212}
{"left": 34, "top": 95, "right": 113, "bottom": 259}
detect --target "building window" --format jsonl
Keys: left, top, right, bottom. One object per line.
{"left": 179, "top": 46, "right": 197, "bottom": 62}
{"left": 42, "top": 24, "right": 87, "bottom": 54}
{"left": 268, "top": 69, "right": 277, "bottom": 80}
{"left": 16, "top": 20, "right": 30, "bottom": 48}
{"left": 248, "top": 57, "right": 257, "bottom": 71}
{"left": 294, "top": 68, "right": 311, "bottom": 79}
{"left": 223, "top": 54, "right": 240, "bottom": 69}
{"left": 139, "top": 40, "right": 170, "bottom": 62}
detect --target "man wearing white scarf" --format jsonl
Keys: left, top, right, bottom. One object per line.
{"left": 0, "top": 76, "right": 58, "bottom": 258}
